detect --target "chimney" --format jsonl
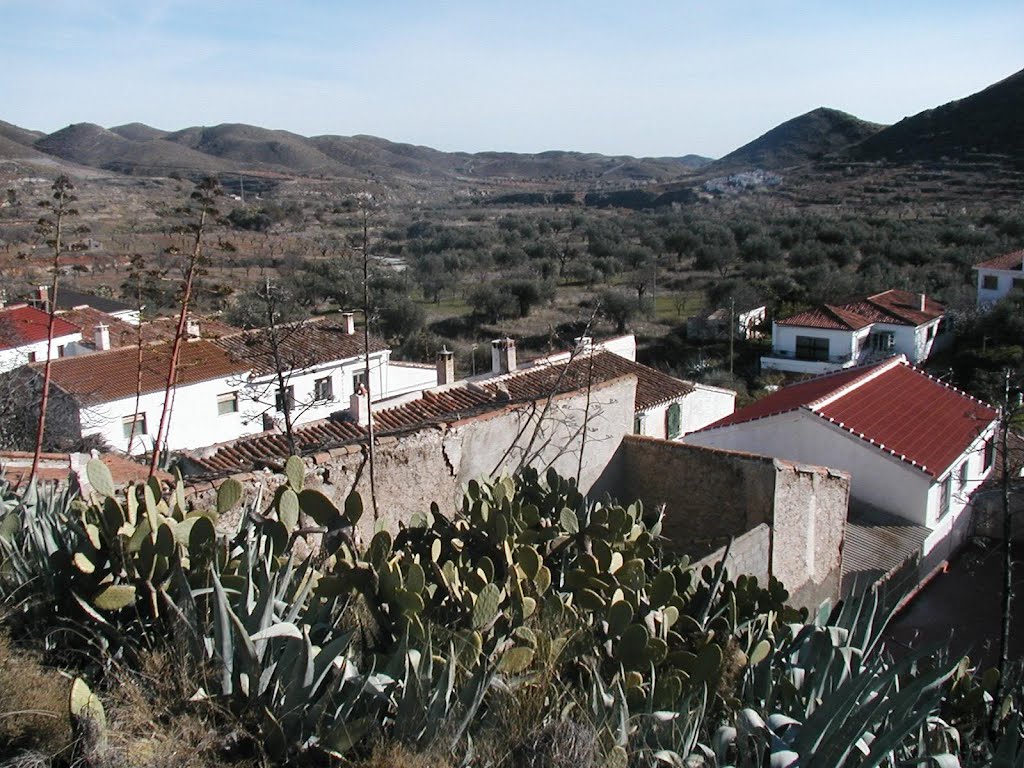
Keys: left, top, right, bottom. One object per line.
{"left": 917, "top": 293, "right": 926, "bottom": 311}
{"left": 342, "top": 312, "right": 355, "bottom": 335}
{"left": 574, "top": 335, "right": 593, "bottom": 353}
{"left": 491, "top": 337, "right": 517, "bottom": 375}
{"left": 94, "top": 323, "right": 110, "bottom": 351}
{"left": 350, "top": 386, "right": 370, "bottom": 427}
{"left": 436, "top": 346, "right": 455, "bottom": 386}
{"left": 186, "top": 318, "right": 201, "bottom": 338}
{"left": 37, "top": 285, "right": 49, "bottom": 311}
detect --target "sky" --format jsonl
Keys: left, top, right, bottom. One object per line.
{"left": 1, "top": 1, "right": 1021, "bottom": 159}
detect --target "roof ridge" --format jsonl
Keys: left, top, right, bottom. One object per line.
{"left": 808, "top": 355, "right": 905, "bottom": 411}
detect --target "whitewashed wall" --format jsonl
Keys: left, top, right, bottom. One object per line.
{"left": 0, "top": 331, "right": 82, "bottom": 373}
{"left": 81, "top": 375, "right": 256, "bottom": 455}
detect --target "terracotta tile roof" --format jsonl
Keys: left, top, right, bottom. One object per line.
{"left": 0, "top": 305, "right": 81, "bottom": 350}
{"left": 975, "top": 249, "right": 1024, "bottom": 271}
{"left": 697, "top": 357, "right": 997, "bottom": 478}
{"left": 213, "top": 317, "right": 387, "bottom": 376}
{"left": 863, "top": 289, "right": 944, "bottom": 326}
{"left": 43, "top": 339, "right": 250, "bottom": 404}
{"left": 777, "top": 289, "right": 943, "bottom": 331}
{"left": 56, "top": 306, "right": 136, "bottom": 348}
{"left": 183, "top": 350, "right": 692, "bottom": 475}
{"left": 137, "top": 316, "right": 241, "bottom": 345}
{"left": 777, "top": 304, "right": 873, "bottom": 331}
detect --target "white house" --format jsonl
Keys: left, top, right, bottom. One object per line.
{"left": 212, "top": 314, "right": 437, "bottom": 432}
{"left": 477, "top": 335, "right": 735, "bottom": 439}
{"left": 685, "top": 356, "right": 998, "bottom": 558}
{"left": 761, "top": 289, "right": 946, "bottom": 375}
{"left": 43, "top": 339, "right": 254, "bottom": 454}
{"left": 0, "top": 304, "right": 82, "bottom": 373}
{"left": 687, "top": 304, "right": 767, "bottom": 341}
{"left": 974, "top": 249, "right": 1024, "bottom": 307}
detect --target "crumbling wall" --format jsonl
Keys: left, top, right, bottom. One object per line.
{"left": 692, "top": 524, "right": 771, "bottom": 582}
{"left": 607, "top": 436, "right": 849, "bottom": 608}
{"left": 612, "top": 436, "right": 776, "bottom": 556}
{"left": 185, "top": 376, "right": 635, "bottom": 542}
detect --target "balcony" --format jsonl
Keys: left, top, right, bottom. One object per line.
{"left": 760, "top": 349, "right": 856, "bottom": 375}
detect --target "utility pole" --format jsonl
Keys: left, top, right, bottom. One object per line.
{"left": 995, "top": 368, "right": 1016, "bottom": 731}
{"left": 358, "top": 197, "right": 378, "bottom": 522}
{"left": 729, "top": 297, "right": 735, "bottom": 378}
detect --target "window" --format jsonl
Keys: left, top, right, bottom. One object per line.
{"left": 27, "top": 351, "right": 37, "bottom": 363}
{"left": 927, "top": 325, "right": 936, "bottom": 341}
{"left": 275, "top": 386, "right": 295, "bottom": 413}
{"left": 352, "top": 372, "right": 368, "bottom": 394}
{"left": 314, "top": 376, "right": 334, "bottom": 402}
{"left": 217, "top": 391, "right": 239, "bottom": 415}
{"left": 959, "top": 460, "right": 969, "bottom": 489}
{"left": 122, "top": 413, "right": 147, "bottom": 439}
{"left": 869, "top": 332, "right": 895, "bottom": 353}
{"left": 1014, "top": 278, "right": 1024, "bottom": 292}
{"left": 984, "top": 438, "right": 995, "bottom": 472}
{"left": 666, "top": 403, "right": 682, "bottom": 439}
{"left": 982, "top": 274, "right": 999, "bottom": 291}
{"left": 56, "top": 345, "right": 65, "bottom": 358}
{"left": 938, "top": 474, "right": 952, "bottom": 520}
{"left": 633, "top": 413, "right": 646, "bottom": 435}
{"left": 795, "top": 335, "right": 829, "bottom": 361}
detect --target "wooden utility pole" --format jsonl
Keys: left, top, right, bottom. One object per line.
{"left": 729, "top": 297, "right": 735, "bottom": 378}
{"left": 359, "top": 199, "right": 379, "bottom": 521}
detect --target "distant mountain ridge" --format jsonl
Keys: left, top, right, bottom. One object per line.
{"left": 10, "top": 120, "right": 712, "bottom": 187}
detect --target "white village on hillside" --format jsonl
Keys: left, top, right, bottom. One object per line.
{"left": 2, "top": 250, "right": 1021, "bottom": 609}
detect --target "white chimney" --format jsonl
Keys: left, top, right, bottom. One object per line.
{"left": 37, "top": 285, "right": 49, "bottom": 310}
{"left": 186, "top": 318, "right": 201, "bottom": 338}
{"left": 437, "top": 346, "right": 455, "bottom": 386}
{"left": 574, "top": 336, "right": 593, "bottom": 353}
{"left": 94, "top": 323, "right": 110, "bottom": 351}
{"left": 491, "top": 337, "right": 517, "bottom": 375}
{"left": 917, "top": 293, "right": 926, "bottom": 311}
{"left": 342, "top": 312, "right": 355, "bottom": 335}
{"left": 350, "top": 387, "right": 370, "bottom": 427}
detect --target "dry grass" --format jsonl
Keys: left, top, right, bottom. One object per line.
{"left": 0, "top": 631, "right": 75, "bottom": 764}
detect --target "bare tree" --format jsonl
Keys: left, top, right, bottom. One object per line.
{"left": 29, "top": 175, "right": 80, "bottom": 482}
{"left": 149, "top": 177, "right": 221, "bottom": 477}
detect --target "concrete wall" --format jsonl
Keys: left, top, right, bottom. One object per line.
{"left": 186, "top": 375, "right": 637, "bottom": 543}
{"left": 606, "top": 436, "right": 849, "bottom": 607}
{"left": 693, "top": 523, "right": 771, "bottom": 583}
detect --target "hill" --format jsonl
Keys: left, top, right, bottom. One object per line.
{"left": 109, "top": 122, "right": 169, "bottom": 142}
{"left": 709, "top": 107, "right": 885, "bottom": 172}
{"left": 849, "top": 67, "right": 1024, "bottom": 164}
{"left": 0, "top": 119, "right": 45, "bottom": 148}
{"left": 34, "top": 123, "right": 232, "bottom": 175}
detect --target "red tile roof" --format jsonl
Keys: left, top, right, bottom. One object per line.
{"left": 975, "top": 249, "right": 1024, "bottom": 271}
{"left": 697, "top": 357, "right": 997, "bottom": 478}
{"left": 43, "top": 339, "right": 250, "bottom": 404}
{"left": 776, "top": 289, "right": 943, "bottom": 331}
{"left": 184, "top": 350, "right": 693, "bottom": 475}
{"left": 213, "top": 318, "right": 387, "bottom": 376}
{"left": 0, "top": 305, "right": 81, "bottom": 350}
{"left": 0, "top": 451, "right": 170, "bottom": 488}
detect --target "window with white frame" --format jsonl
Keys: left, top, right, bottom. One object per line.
{"left": 217, "top": 391, "right": 239, "bottom": 415}
{"left": 984, "top": 438, "right": 995, "bottom": 472}
{"left": 352, "top": 371, "right": 367, "bottom": 394}
{"left": 938, "top": 474, "right": 952, "bottom": 520}
{"left": 122, "top": 413, "right": 147, "bottom": 439}
{"left": 982, "top": 274, "right": 999, "bottom": 290}
{"left": 314, "top": 376, "right": 334, "bottom": 402}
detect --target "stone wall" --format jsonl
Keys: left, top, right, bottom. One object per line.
{"left": 186, "top": 376, "right": 636, "bottom": 543}
{"left": 605, "top": 436, "right": 849, "bottom": 608}
{"left": 693, "top": 524, "right": 771, "bottom": 582}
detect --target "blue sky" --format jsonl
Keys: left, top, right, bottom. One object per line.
{"left": 1, "top": 1, "right": 1021, "bottom": 158}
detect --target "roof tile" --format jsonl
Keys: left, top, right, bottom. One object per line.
{"left": 0, "top": 305, "right": 81, "bottom": 350}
